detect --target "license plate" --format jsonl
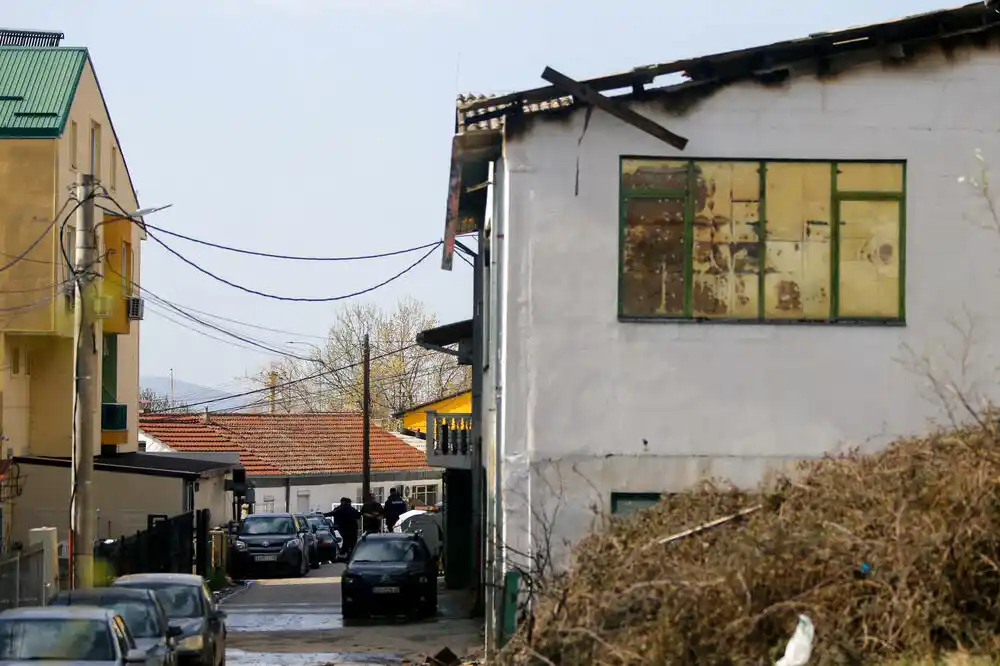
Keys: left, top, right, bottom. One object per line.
{"left": 255, "top": 555, "right": 278, "bottom": 562}
{"left": 373, "top": 586, "right": 399, "bottom": 594}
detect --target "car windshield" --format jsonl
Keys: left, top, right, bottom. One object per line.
{"left": 352, "top": 540, "right": 421, "bottom": 563}
{"left": 0, "top": 618, "right": 116, "bottom": 661}
{"left": 307, "top": 518, "right": 327, "bottom": 531}
{"left": 50, "top": 597, "right": 160, "bottom": 638}
{"left": 240, "top": 516, "right": 296, "bottom": 535}
{"left": 135, "top": 584, "right": 203, "bottom": 619}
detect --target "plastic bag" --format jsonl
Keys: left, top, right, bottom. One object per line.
{"left": 776, "top": 614, "right": 814, "bottom": 666}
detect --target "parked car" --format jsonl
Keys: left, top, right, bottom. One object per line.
{"left": 340, "top": 532, "right": 438, "bottom": 620}
{"left": 321, "top": 517, "right": 345, "bottom": 556}
{"left": 0, "top": 605, "right": 148, "bottom": 663}
{"left": 112, "top": 573, "right": 226, "bottom": 666}
{"left": 306, "top": 515, "right": 338, "bottom": 563}
{"left": 49, "top": 586, "right": 182, "bottom": 665}
{"left": 231, "top": 512, "right": 310, "bottom": 578}
{"left": 393, "top": 509, "right": 444, "bottom": 566}
{"left": 294, "top": 513, "right": 321, "bottom": 569}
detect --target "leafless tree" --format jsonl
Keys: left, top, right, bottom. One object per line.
{"left": 139, "top": 387, "right": 190, "bottom": 413}
{"left": 252, "top": 298, "right": 470, "bottom": 427}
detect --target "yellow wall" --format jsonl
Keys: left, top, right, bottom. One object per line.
{"left": 26, "top": 336, "right": 75, "bottom": 457}
{"left": 10, "top": 462, "right": 184, "bottom": 546}
{"left": 401, "top": 391, "right": 472, "bottom": 432}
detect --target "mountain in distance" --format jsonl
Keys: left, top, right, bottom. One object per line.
{"left": 140, "top": 375, "right": 251, "bottom": 412}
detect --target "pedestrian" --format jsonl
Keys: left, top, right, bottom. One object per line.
{"left": 361, "top": 493, "right": 383, "bottom": 534}
{"left": 329, "top": 497, "right": 361, "bottom": 558}
{"left": 383, "top": 487, "right": 409, "bottom": 532}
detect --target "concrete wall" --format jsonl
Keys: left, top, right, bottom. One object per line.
{"left": 253, "top": 478, "right": 443, "bottom": 514}
{"left": 494, "top": 43, "right": 1000, "bottom": 557}
{"left": 10, "top": 462, "right": 184, "bottom": 546}
{"left": 194, "top": 472, "right": 233, "bottom": 528}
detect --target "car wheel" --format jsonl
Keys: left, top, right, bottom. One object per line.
{"left": 310, "top": 553, "right": 320, "bottom": 569}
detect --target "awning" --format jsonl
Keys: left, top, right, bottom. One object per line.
{"left": 416, "top": 319, "right": 473, "bottom": 366}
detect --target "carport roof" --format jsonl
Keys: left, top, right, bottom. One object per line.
{"left": 14, "top": 452, "right": 233, "bottom": 480}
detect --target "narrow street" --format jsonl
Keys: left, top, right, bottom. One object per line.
{"left": 223, "top": 564, "right": 483, "bottom": 665}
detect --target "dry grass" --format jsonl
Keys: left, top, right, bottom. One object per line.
{"left": 499, "top": 423, "right": 1000, "bottom": 665}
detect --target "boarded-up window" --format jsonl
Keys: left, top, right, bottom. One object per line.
{"left": 619, "top": 158, "right": 905, "bottom": 323}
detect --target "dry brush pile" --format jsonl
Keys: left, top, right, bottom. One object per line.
{"left": 500, "top": 424, "right": 1000, "bottom": 665}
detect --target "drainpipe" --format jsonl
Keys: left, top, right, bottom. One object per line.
{"left": 284, "top": 477, "right": 291, "bottom": 513}
{"left": 471, "top": 198, "right": 485, "bottom": 617}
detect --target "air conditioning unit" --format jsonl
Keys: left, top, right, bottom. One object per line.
{"left": 125, "top": 296, "right": 144, "bottom": 321}
{"left": 93, "top": 295, "right": 112, "bottom": 320}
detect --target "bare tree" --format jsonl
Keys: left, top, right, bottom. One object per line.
{"left": 139, "top": 387, "right": 190, "bottom": 413}
{"left": 253, "top": 298, "right": 470, "bottom": 426}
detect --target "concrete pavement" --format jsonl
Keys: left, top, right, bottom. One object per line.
{"left": 222, "top": 563, "right": 483, "bottom": 665}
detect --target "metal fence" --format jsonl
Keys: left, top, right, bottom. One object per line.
{"left": 0, "top": 544, "right": 49, "bottom": 611}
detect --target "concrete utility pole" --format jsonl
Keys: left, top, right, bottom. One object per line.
{"left": 361, "top": 333, "right": 371, "bottom": 499}
{"left": 71, "top": 174, "right": 97, "bottom": 590}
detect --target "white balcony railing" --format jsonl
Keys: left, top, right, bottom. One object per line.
{"left": 425, "top": 411, "right": 473, "bottom": 469}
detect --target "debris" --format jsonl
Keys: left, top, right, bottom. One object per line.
{"left": 776, "top": 615, "right": 814, "bottom": 666}
{"left": 499, "top": 423, "right": 1000, "bottom": 664}
{"left": 427, "top": 647, "right": 461, "bottom": 665}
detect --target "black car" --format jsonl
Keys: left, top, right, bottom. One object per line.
{"left": 112, "top": 573, "right": 226, "bottom": 666}
{"left": 49, "top": 586, "right": 183, "bottom": 665}
{"left": 231, "top": 512, "right": 311, "bottom": 577}
{"left": 306, "top": 516, "right": 338, "bottom": 562}
{"left": 341, "top": 532, "right": 438, "bottom": 619}
{"left": 294, "top": 513, "right": 321, "bottom": 569}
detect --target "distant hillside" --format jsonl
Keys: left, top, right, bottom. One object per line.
{"left": 140, "top": 376, "right": 251, "bottom": 412}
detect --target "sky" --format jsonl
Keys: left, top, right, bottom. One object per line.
{"left": 7, "top": 0, "right": 950, "bottom": 394}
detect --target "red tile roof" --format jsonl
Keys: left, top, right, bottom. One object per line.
{"left": 138, "top": 413, "right": 429, "bottom": 477}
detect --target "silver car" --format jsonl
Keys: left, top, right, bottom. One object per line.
{"left": 0, "top": 605, "right": 148, "bottom": 664}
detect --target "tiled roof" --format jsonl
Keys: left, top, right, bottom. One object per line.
{"left": 0, "top": 47, "right": 86, "bottom": 137}
{"left": 138, "top": 413, "right": 429, "bottom": 477}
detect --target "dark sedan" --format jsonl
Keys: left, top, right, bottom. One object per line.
{"left": 49, "top": 586, "right": 183, "bottom": 665}
{"left": 341, "top": 532, "right": 438, "bottom": 620}
{"left": 231, "top": 512, "right": 310, "bottom": 578}
{"left": 306, "top": 516, "right": 338, "bottom": 563}
{"left": 112, "top": 573, "right": 225, "bottom": 666}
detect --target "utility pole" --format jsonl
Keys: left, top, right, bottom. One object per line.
{"left": 71, "top": 173, "right": 97, "bottom": 590}
{"left": 267, "top": 371, "right": 278, "bottom": 414}
{"left": 169, "top": 368, "right": 175, "bottom": 408}
{"left": 361, "top": 334, "right": 371, "bottom": 500}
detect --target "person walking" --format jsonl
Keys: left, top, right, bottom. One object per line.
{"left": 329, "top": 497, "right": 361, "bottom": 558}
{"left": 383, "top": 487, "right": 409, "bottom": 532}
{"left": 361, "top": 493, "right": 383, "bottom": 534}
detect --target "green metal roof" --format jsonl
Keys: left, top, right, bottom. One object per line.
{"left": 0, "top": 47, "right": 86, "bottom": 138}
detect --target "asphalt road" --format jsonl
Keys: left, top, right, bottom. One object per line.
{"left": 221, "top": 563, "right": 482, "bottom": 665}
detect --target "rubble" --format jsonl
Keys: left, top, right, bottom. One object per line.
{"left": 500, "top": 423, "right": 1000, "bottom": 665}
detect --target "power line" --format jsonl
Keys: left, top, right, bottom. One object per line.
{"left": 0, "top": 196, "right": 77, "bottom": 274}
{"left": 150, "top": 342, "right": 417, "bottom": 412}
{"left": 139, "top": 220, "right": 442, "bottom": 262}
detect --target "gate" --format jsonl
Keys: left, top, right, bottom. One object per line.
{"left": 97, "top": 509, "right": 212, "bottom": 581}
{"left": 0, "top": 544, "right": 49, "bottom": 610}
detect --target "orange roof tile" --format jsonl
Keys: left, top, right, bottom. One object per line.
{"left": 138, "top": 413, "right": 429, "bottom": 477}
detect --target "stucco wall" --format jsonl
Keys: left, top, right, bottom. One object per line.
{"left": 195, "top": 472, "right": 233, "bottom": 527}
{"left": 254, "top": 478, "right": 444, "bottom": 514}
{"left": 496, "top": 43, "right": 1000, "bottom": 555}
{"left": 10, "top": 462, "right": 184, "bottom": 546}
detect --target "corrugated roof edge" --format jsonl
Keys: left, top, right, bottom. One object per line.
{"left": 0, "top": 46, "right": 87, "bottom": 139}
{"left": 457, "top": 1, "right": 999, "bottom": 131}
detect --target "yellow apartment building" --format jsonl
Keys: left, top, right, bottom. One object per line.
{"left": 0, "top": 35, "right": 145, "bottom": 548}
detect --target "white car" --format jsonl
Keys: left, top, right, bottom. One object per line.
{"left": 0, "top": 605, "right": 149, "bottom": 664}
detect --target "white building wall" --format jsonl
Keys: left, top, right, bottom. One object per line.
{"left": 498, "top": 45, "right": 1000, "bottom": 557}
{"left": 256, "top": 480, "right": 443, "bottom": 514}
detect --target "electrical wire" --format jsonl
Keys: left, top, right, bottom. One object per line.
{"left": 97, "top": 192, "right": 444, "bottom": 303}
{"left": 140, "top": 221, "right": 442, "bottom": 262}
{"left": 0, "top": 196, "right": 76, "bottom": 274}
{"left": 150, "top": 342, "right": 417, "bottom": 412}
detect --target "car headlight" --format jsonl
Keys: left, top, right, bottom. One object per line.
{"left": 417, "top": 576, "right": 429, "bottom": 584}
{"left": 342, "top": 575, "right": 359, "bottom": 585}
{"left": 285, "top": 538, "right": 300, "bottom": 548}
{"left": 175, "top": 634, "right": 204, "bottom": 652}
{"left": 234, "top": 540, "right": 247, "bottom": 551}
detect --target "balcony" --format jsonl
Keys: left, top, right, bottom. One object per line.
{"left": 101, "top": 402, "right": 128, "bottom": 447}
{"left": 425, "top": 411, "right": 472, "bottom": 469}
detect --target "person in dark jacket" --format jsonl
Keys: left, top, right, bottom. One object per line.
{"left": 383, "top": 487, "right": 409, "bottom": 531}
{"left": 361, "top": 493, "right": 383, "bottom": 534}
{"left": 329, "top": 497, "right": 361, "bottom": 556}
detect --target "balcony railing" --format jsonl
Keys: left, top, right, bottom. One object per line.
{"left": 425, "top": 411, "right": 472, "bottom": 469}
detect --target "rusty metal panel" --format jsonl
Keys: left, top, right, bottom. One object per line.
{"left": 621, "top": 198, "right": 686, "bottom": 316}
{"left": 838, "top": 200, "right": 901, "bottom": 318}
{"left": 836, "top": 162, "right": 904, "bottom": 193}
{"left": 621, "top": 159, "right": 688, "bottom": 191}
{"left": 691, "top": 161, "right": 761, "bottom": 318}
{"left": 763, "top": 162, "right": 832, "bottom": 319}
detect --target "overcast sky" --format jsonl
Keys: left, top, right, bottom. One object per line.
{"left": 6, "top": 0, "right": 948, "bottom": 393}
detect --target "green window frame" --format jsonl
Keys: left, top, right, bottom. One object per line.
{"left": 618, "top": 158, "right": 906, "bottom": 324}
{"left": 610, "top": 492, "right": 663, "bottom": 516}
{"left": 101, "top": 334, "right": 117, "bottom": 403}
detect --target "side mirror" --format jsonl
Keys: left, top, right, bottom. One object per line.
{"left": 124, "top": 648, "right": 147, "bottom": 663}
{"left": 166, "top": 625, "right": 184, "bottom": 638}
{"left": 215, "top": 609, "right": 227, "bottom": 620}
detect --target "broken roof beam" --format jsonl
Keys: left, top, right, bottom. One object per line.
{"left": 541, "top": 67, "right": 688, "bottom": 151}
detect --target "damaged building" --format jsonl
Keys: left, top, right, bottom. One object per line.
{"left": 439, "top": 1, "right": 1000, "bottom": 651}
